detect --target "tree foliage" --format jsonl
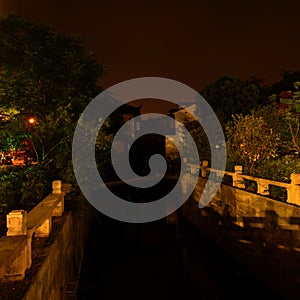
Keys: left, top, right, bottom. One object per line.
{"left": 0, "top": 14, "right": 106, "bottom": 181}
{"left": 223, "top": 76, "right": 300, "bottom": 188}
{"left": 275, "top": 82, "right": 300, "bottom": 153}
{"left": 226, "top": 112, "right": 280, "bottom": 173}
{"left": 0, "top": 14, "right": 106, "bottom": 208}
{"left": 270, "top": 70, "right": 300, "bottom": 96}
{"left": 0, "top": 13, "right": 105, "bottom": 115}
{"left": 201, "top": 75, "right": 268, "bottom": 127}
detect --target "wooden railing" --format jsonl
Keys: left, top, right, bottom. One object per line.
{"left": 0, "top": 180, "right": 71, "bottom": 282}
{"left": 187, "top": 160, "right": 300, "bottom": 206}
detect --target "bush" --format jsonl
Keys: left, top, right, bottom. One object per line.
{"left": 252, "top": 156, "right": 300, "bottom": 182}
{"left": 0, "top": 165, "right": 52, "bottom": 212}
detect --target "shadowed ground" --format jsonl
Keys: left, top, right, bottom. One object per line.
{"left": 77, "top": 213, "right": 282, "bottom": 300}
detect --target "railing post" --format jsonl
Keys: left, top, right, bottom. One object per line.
{"left": 232, "top": 165, "right": 245, "bottom": 188}
{"left": 287, "top": 173, "right": 300, "bottom": 205}
{"left": 52, "top": 179, "right": 62, "bottom": 194}
{"left": 5, "top": 210, "right": 30, "bottom": 279}
{"left": 201, "top": 160, "right": 209, "bottom": 178}
{"left": 52, "top": 180, "right": 64, "bottom": 217}
{"left": 7, "top": 210, "right": 27, "bottom": 236}
{"left": 257, "top": 179, "right": 269, "bottom": 196}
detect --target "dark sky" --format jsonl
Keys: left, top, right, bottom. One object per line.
{"left": 1, "top": 0, "right": 300, "bottom": 113}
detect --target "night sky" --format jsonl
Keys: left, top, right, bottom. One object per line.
{"left": 1, "top": 0, "right": 300, "bottom": 113}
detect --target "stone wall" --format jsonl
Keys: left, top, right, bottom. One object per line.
{"left": 22, "top": 198, "right": 94, "bottom": 300}
{"left": 189, "top": 174, "right": 300, "bottom": 223}
{"left": 180, "top": 174, "right": 300, "bottom": 299}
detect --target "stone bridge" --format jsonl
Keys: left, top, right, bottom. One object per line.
{"left": 0, "top": 163, "right": 300, "bottom": 299}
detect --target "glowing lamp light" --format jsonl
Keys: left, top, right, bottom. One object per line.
{"left": 28, "top": 117, "right": 36, "bottom": 125}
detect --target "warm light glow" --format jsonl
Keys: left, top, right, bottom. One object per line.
{"left": 28, "top": 117, "right": 36, "bottom": 124}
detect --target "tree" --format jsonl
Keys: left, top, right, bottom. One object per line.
{"left": 0, "top": 13, "right": 105, "bottom": 114}
{"left": 0, "top": 14, "right": 106, "bottom": 182}
{"left": 200, "top": 75, "right": 269, "bottom": 127}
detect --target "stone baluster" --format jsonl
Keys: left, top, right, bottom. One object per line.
{"left": 6, "top": 210, "right": 30, "bottom": 279}
{"left": 232, "top": 165, "right": 245, "bottom": 188}
{"left": 257, "top": 179, "right": 269, "bottom": 196}
{"left": 52, "top": 180, "right": 64, "bottom": 217}
{"left": 287, "top": 174, "right": 300, "bottom": 206}
{"left": 7, "top": 210, "right": 27, "bottom": 236}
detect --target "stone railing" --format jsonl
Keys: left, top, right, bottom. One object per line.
{"left": 187, "top": 160, "right": 300, "bottom": 206}
{"left": 0, "top": 180, "right": 71, "bottom": 283}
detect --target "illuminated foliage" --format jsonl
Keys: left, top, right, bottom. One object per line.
{"left": 226, "top": 112, "right": 280, "bottom": 173}
{"left": 276, "top": 82, "right": 300, "bottom": 152}
{"left": 0, "top": 14, "right": 105, "bottom": 171}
